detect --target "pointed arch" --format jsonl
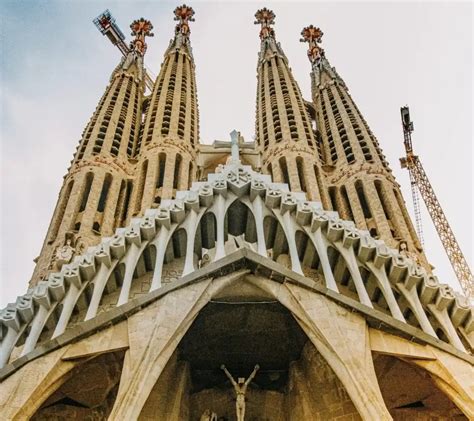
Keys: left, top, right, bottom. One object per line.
{"left": 264, "top": 214, "right": 289, "bottom": 263}
{"left": 327, "top": 246, "right": 358, "bottom": 301}
{"left": 224, "top": 200, "right": 257, "bottom": 244}
{"left": 194, "top": 212, "right": 217, "bottom": 259}
{"left": 295, "top": 230, "right": 322, "bottom": 281}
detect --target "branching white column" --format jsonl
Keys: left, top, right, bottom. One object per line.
{"left": 182, "top": 209, "right": 203, "bottom": 276}
{"left": 397, "top": 282, "right": 437, "bottom": 337}
{"left": 52, "top": 283, "right": 85, "bottom": 338}
{"left": 367, "top": 264, "right": 405, "bottom": 322}
{"left": 335, "top": 244, "right": 373, "bottom": 308}
{"left": 305, "top": 227, "right": 338, "bottom": 292}
{"left": 21, "top": 303, "right": 56, "bottom": 357}
{"left": 150, "top": 226, "right": 175, "bottom": 291}
{"left": 118, "top": 242, "right": 147, "bottom": 305}
{"left": 249, "top": 195, "right": 268, "bottom": 257}
{"left": 213, "top": 195, "right": 226, "bottom": 261}
{"left": 85, "top": 261, "right": 118, "bottom": 321}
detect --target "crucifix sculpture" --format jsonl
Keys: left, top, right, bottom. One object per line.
{"left": 221, "top": 364, "right": 260, "bottom": 421}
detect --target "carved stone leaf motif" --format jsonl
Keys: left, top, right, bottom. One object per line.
{"left": 212, "top": 178, "right": 226, "bottom": 189}
{"left": 63, "top": 265, "right": 82, "bottom": 288}
{"left": 199, "top": 184, "right": 212, "bottom": 196}
{"left": 227, "top": 168, "right": 251, "bottom": 197}
{"left": 140, "top": 216, "right": 156, "bottom": 240}
{"left": 0, "top": 304, "right": 20, "bottom": 331}
{"left": 48, "top": 273, "right": 66, "bottom": 301}
{"left": 125, "top": 225, "right": 141, "bottom": 246}
{"left": 251, "top": 178, "right": 265, "bottom": 190}
{"left": 170, "top": 201, "right": 185, "bottom": 223}
{"left": 33, "top": 281, "right": 51, "bottom": 309}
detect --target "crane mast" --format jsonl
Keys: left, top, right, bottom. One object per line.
{"left": 400, "top": 106, "right": 473, "bottom": 298}
{"left": 93, "top": 10, "right": 154, "bottom": 91}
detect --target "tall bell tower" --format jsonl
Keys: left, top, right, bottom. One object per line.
{"left": 301, "top": 25, "right": 427, "bottom": 266}
{"left": 254, "top": 9, "right": 328, "bottom": 204}
{"left": 131, "top": 5, "right": 199, "bottom": 216}
{"left": 30, "top": 18, "right": 154, "bottom": 284}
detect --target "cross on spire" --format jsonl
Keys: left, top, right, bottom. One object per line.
{"left": 254, "top": 8, "right": 276, "bottom": 40}
{"left": 174, "top": 4, "right": 195, "bottom": 40}
{"left": 300, "top": 25, "right": 325, "bottom": 64}
{"left": 129, "top": 18, "right": 154, "bottom": 56}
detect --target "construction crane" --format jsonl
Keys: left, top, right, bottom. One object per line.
{"left": 400, "top": 106, "right": 473, "bottom": 298}
{"left": 93, "top": 10, "right": 154, "bottom": 91}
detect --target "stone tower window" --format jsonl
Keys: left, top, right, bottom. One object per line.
{"left": 188, "top": 162, "right": 193, "bottom": 189}
{"left": 135, "top": 160, "right": 148, "bottom": 214}
{"left": 48, "top": 180, "right": 74, "bottom": 244}
{"left": 157, "top": 153, "right": 167, "bottom": 189}
{"left": 340, "top": 185, "right": 354, "bottom": 221}
{"left": 161, "top": 53, "right": 179, "bottom": 137}
{"left": 113, "top": 180, "right": 126, "bottom": 231}
{"left": 355, "top": 180, "right": 372, "bottom": 219}
{"left": 121, "top": 180, "right": 133, "bottom": 227}
{"left": 97, "top": 174, "right": 112, "bottom": 213}
{"left": 279, "top": 157, "right": 290, "bottom": 186}
{"left": 267, "top": 163, "right": 273, "bottom": 180}
{"left": 79, "top": 173, "right": 94, "bottom": 213}
{"left": 296, "top": 157, "right": 306, "bottom": 192}
{"left": 173, "top": 154, "right": 182, "bottom": 190}
{"left": 178, "top": 55, "right": 187, "bottom": 140}
{"left": 328, "top": 186, "right": 338, "bottom": 213}
{"left": 374, "top": 180, "right": 398, "bottom": 239}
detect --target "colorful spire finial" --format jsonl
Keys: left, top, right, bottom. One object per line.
{"left": 254, "top": 8, "right": 276, "bottom": 40}
{"left": 130, "top": 18, "right": 154, "bottom": 56}
{"left": 300, "top": 25, "right": 325, "bottom": 64}
{"left": 174, "top": 4, "right": 195, "bottom": 39}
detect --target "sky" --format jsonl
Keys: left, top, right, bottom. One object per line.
{"left": 0, "top": 1, "right": 472, "bottom": 307}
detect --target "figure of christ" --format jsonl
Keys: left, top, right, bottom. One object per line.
{"left": 220, "top": 364, "right": 260, "bottom": 421}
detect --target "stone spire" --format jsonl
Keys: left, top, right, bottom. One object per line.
{"left": 132, "top": 5, "right": 199, "bottom": 215}
{"left": 30, "top": 18, "right": 154, "bottom": 285}
{"left": 254, "top": 9, "right": 327, "bottom": 203}
{"left": 302, "top": 25, "right": 427, "bottom": 265}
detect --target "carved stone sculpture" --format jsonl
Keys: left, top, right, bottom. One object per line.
{"left": 221, "top": 364, "right": 259, "bottom": 421}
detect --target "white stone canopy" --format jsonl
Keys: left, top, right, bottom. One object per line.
{"left": 0, "top": 160, "right": 472, "bottom": 371}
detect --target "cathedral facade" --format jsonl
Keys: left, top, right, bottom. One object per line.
{"left": 1, "top": 6, "right": 473, "bottom": 420}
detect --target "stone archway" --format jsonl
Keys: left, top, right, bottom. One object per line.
{"left": 373, "top": 353, "right": 467, "bottom": 420}
{"left": 30, "top": 350, "right": 126, "bottom": 420}
{"left": 108, "top": 270, "right": 391, "bottom": 420}
{"left": 138, "top": 300, "right": 362, "bottom": 421}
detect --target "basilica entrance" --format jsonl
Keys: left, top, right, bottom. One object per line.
{"left": 139, "top": 301, "right": 360, "bottom": 420}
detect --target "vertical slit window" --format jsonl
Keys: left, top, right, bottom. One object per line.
{"left": 296, "top": 157, "right": 306, "bottom": 192}
{"left": 188, "top": 162, "right": 193, "bottom": 189}
{"left": 113, "top": 180, "right": 126, "bottom": 230}
{"left": 157, "top": 153, "right": 166, "bottom": 189}
{"left": 173, "top": 154, "right": 182, "bottom": 190}
{"left": 340, "top": 185, "right": 354, "bottom": 221}
{"left": 97, "top": 174, "right": 112, "bottom": 213}
{"left": 122, "top": 181, "right": 133, "bottom": 227}
{"left": 374, "top": 181, "right": 390, "bottom": 221}
{"left": 279, "top": 157, "right": 290, "bottom": 186}
{"left": 49, "top": 180, "right": 74, "bottom": 243}
{"left": 79, "top": 173, "right": 94, "bottom": 212}
{"left": 329, "top": 186, "right": 338, "bottom": 212}
{"left": 135, "top": 160, "right": 148, "bottom": 214}
{"left": 355, "top": 180, "right": 372, "bottom": 219}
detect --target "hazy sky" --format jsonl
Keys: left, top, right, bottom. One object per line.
{"left": 1, "top": 1, "right": 472, "bottom": 307}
